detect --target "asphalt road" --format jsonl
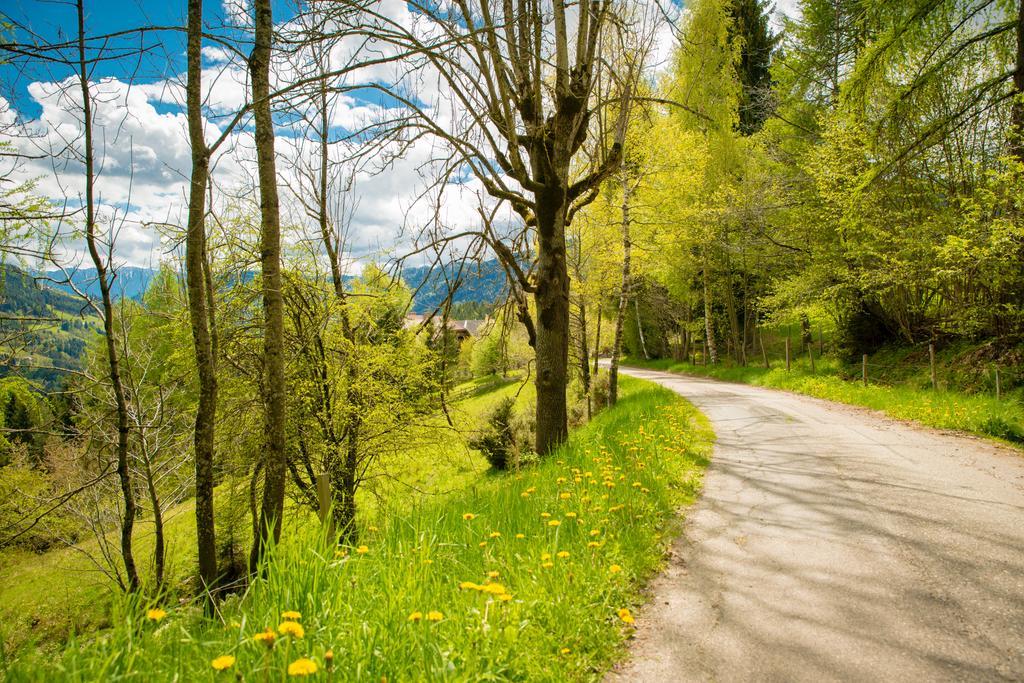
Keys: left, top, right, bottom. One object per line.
{"left": 609, "top": 365, "right": 1024, "bottom": 682}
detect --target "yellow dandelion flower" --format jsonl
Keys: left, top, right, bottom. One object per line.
{"left": 560, "top": 647, "right": 571, "bottom": 655}
{"left": 540, "top": 512, "right": 551, "bottom": 518}
{"left": 356, "top": 545, "right": 369, "bottom": 554}
{"left": 559, "top": 492, "right": 571, "bottom": 499}
{"left": 146, "top": 608, "right": 167, "bottom": 622}
{"left": 459, "top": 581, "right": 479, "bottom": 590}
{"left": 423, "top": 559, "right": 434, "bottom": 565}
{"left": 487, "top": 571, "right": 500, "bottom": 578}
{"left": 489, "top": 531, "right": 501, "bottom": 538}
{"left": 368, "top": 525, "right": 379, "bottom": 532}
{"left": 609, "top": 564, "right": 622, "bottom": 574}
{"left": 541, "top": 561, "right": 554, "bottom": 569}
{"left": 515, "top": 533, "right": 525, "bottom": 539}
{"left": 426, "top": 611, "right": 444, "bottom": 622}
{"left": 211, "top": 655, "right": 235, "bottom": 671}
{"left": 587, "top": 541, "right": 600, "bottom": 548}
{"left": 478, "top": 541, "right": 488, "bottom": 548}
{"left": 541, "top": 552, "right": 551, "bottom": 561}
{"left": 521, "top": 491, "right": 531, "bottom": 498}
{"left": 556, "top": 551, "right": 570, "bottom": 559}
{"left": 253, "top": 628, "right": 276, "bottom": 647}
{"left": 287, "top": 658, "right": 318, "bottom": 677}
{"left": 463, "top": 513, "right": 476, "bottom": 521}
{"left": 617, "top": 608, "right": 635, "bottom": 624}
{"left": 278, "top": 621, "right": 305, "bottom": 639}
{"left": 481, "top": 583, "right": 507, "bottom": 595}
{"left": 497, "top": 593, "right": 513, "bottom": 602}
{"left": 565, "top": 512, "right": 577, "bottom": 518}
{"left": 281, "top": 610, "right": 302, "bottom": 621}
{"left": 408, "top": 611, "right": 423, "bottom": 622}
{"left": 557, "top": 477, "right": 567, "bottom": 484}
{"left": 547, "top": 520, "right": 561, "bottom": 527}
{"left": 590, "top": 529, "right": 601, "bottom": 536}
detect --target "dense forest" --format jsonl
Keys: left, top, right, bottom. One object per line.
{"left": 0, "top": 0, "right": 1021, "bottom": 678}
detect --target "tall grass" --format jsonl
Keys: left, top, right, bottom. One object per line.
{"left": 5, "top": 377, "right": 711, "bottom": 681}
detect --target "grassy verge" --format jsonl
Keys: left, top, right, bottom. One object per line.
{"left": 0, "top": 374, "right": 531, "bottom": 656}
{"left": 626, "top": 356, "right": 1024, "bottom": 446}
{"left": 4, "top": 376, "right": 711, "bottom": 681}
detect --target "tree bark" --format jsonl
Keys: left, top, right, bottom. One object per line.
{"left": 141, "top": 448, "right": 165, "bottom": 589}
{"left": 608, "top": 176, "right": 633, "bottom": 406}
{"left": 576, "top": 294, "right": 591, "bottom": 419}
{"left": 1011, "top": 0, "right": 1024, "bottom": 161}
{"left": 186, "top": 0, "right": 219, "bottom": 597}
{"left": 249, "top": 0, "right": 288, "bottom": 570}
{"left": 702, "top": 248, "right": 718, "bottom": 365}
{"left": 76, "top": 0, "right": 139, "bottom": 592}
{"left": 592, "top": 302, "right": 602, "bottom": 376}
{"left": 634, "top": 296, "right": 649, "bottom": 360}
{"left": 533, "top": 189, "right": 570, "bottom": 454}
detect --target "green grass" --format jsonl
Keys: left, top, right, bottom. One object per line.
{"left": 3, "top": 376, "right": 712, "bottom": 681}
{"left": 0, "top": 374, "right": 532, "bottom": 657}
{"left": 627, "top": 354, "right": 1024, "bottom": 446}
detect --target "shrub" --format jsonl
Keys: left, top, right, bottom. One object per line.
{"left": 469, "top": 397, "right": 533, "bottom": 470}
{"left": 591, "top": 372, "right": 611, "bottom": 412}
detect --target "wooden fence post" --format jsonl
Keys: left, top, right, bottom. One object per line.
{"left": 317, "top": 473, "right": 335, "bottom": 540}
{"left": 785, "top": 338, "right": 791, "bottom": 371}
{"left": 929, "top": 343, "right": 937, "bottom": 390}
{"left": 862, "top": 354, "right": 868, "bottom": 386}
{"left": 807, "top": 344, "right": 815, "bottom": 373}
{"left": 995, "top": 367, "right": 1001, "bottom": 400}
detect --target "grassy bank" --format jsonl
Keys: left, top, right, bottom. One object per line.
{"left": 626, "top": 355, "right": 1024, "bottom": 446}
{"left": 4, "top": 377, "right": 712, "bottom": 681}
{"left": 0, "top": 374, "right": 530, "bottom": 656}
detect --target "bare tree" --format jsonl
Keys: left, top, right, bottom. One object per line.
{"left": 74, "top": 0, "right": 139, "bottom": 591}
{"left": 328, "top": 0, "right": 652, "bottom": 452}
{"left": 249, "top": 0, "right": 288, "bottom": 569}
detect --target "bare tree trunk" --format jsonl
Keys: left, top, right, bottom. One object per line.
{"left": 608, "top": 177, "right": 633, "bottom": 406}
{"left": 1012, "top": 0, "right": 1024, "bottom": 161}
{"left": 315, "top": 73, "right": 361, "bottom": 543}
{"left": 576, "top": 294, "right": 591, "bottom": 419}
{"left": 577, "top": 295, "right": 591, "bottom": 394}
{"left": 76, "top": 0, "right": 139, "bottom": 592}
{"left": 724, "top": 276, "right": 742, "bottom": 364}
{"left": 634, "top": 296, "right": 649, "bottom": 360}
{"left": 186, "top": 0, "right": 218, "bottom": 596}
{"left": 592, "top": 302, "right": 602, "bottom": 376}
{"left": 141, "top": 449, "right": 164, "bottom": 589}
{"left": 533, "top": 198, "right": 571, "bottom": 454}
{"left": 250, "top": 0, "right": 287, "bottom": 570}
{"left": 702, "top": 249, "right": 718, "bottom": 365}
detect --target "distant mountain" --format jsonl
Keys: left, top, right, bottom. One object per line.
{"left": 0, "top": 265, "right": 102, "bottom": 389}
{"left": 45, "top": 260, "right": 511, "bottom": 313}
{"left": 402, "top": 259, "right": 508, "bottom": 314}
{"left": 45, "top": 266, "right": 156, "bottom": 302}
{"left": 0, "top": 258, "right": 510, "bottom": 388}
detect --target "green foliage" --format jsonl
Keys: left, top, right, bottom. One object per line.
{"left": 0, "top": 377, "right": 52, "bottom": 465}
{"left": 0, "top": 453, "right": 81, "bottom": 552}
{"left": 4, "top": 378, "right": 712, "bottom": 682}
{"left": 468, "top": 396, "right": 534, "bottom": 471}
{"left": 727, "top": 0, "right": 778, "bottom": 135}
